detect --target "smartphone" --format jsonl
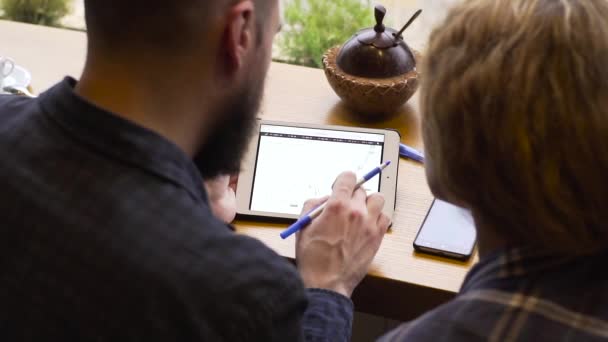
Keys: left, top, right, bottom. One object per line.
{"left": 413, "top": 199, "right": 477, "bottom": 261}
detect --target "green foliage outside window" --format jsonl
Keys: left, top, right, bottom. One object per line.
{"left": 1, "top": 0, "right": 71, "bottom": 27}
{"left": 278, "top": 0, "right": 373, "bottom": 68}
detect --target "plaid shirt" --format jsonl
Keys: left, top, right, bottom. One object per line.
{"left": 380, "top": 248, "right": 608, "bottom": 341}
{"left": 0, "top": 78, "right": 353, "bottom": 341}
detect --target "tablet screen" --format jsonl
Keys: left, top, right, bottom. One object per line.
{"left": 250, "top": 124, "right": 385, "bottom": 215}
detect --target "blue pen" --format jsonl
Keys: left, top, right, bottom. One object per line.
{"left": 280, "top": 161, "right": 392, "bottom": 239}
{"left": 400, "top": 143, "right": 425, "bottom": 163}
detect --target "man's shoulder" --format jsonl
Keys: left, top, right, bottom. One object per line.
{"left": 0, "top": 94, "right": 34, "bottom": 107}
{"left": 0, "top": 94, "right": 37, "bottom": 115}
{"left": 0, "top": 95, "right": 38, "bottom": 127}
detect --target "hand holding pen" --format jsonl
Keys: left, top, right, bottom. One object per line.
{"left": 294, "top": 169, "right": 391, "bottom": 298}
{"left": 281, "top": 161, "right": 392, "bottom": 239}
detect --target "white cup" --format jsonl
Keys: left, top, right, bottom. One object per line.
{"left": 0, "top": 57, "right": 15, "bottom": 86}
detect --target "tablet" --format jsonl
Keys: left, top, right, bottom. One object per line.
{"left": 236, "top": 120, "right": 401, "bottom": 221}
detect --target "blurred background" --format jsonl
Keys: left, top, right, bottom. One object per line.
{"left": 0, "top": 0, "right": 458, "bottom": 68}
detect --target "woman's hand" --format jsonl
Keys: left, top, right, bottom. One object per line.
{"left": 204, "top": 174, "right": 239, "bottom": 224}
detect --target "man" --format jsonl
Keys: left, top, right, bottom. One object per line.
{"left": 381, "top": 0, "right": 608, "bottom": 340}
{"left": 0, "top": 0, "right": 389, "bottom": 340}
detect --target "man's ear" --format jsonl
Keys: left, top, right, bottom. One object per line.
{"left": 222, "top": 1, "right": 255, "bottom": 74}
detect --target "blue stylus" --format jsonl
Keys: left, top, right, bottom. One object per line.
{"left": 400, "top": 143, "right": 424, "bottom": 163}
{"left": 280, "top": 161, "right": 392, "bottom": 239}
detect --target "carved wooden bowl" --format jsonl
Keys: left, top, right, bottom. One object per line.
{"left": 323, "top": 46, "right": 420, "bottom": 118}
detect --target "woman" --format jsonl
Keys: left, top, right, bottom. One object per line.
{"left": 382, "top": 0, "right": 608, "bottom": 340}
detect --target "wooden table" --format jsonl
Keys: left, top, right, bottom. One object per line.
{"left": 238, "top": 65, "right": 476, "bottom": 321}
{"left": 1, "top": 18, "right": 475, "bottom": 322}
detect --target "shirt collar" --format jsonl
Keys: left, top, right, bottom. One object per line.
{"left": 461, "top": 247, "right": 608, "bottom": 293}
{"left": 38, "top": 77, "right": 208, "bottom": 203}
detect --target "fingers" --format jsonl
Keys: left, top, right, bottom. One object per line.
{"left": 204, "top": 175, "right": 230, "bottom": 201}
{"left": 377, "top": 213, "right": 391, "bottom": 233}
{"left": 351, "top": 188, "right": 367, "bottom": 211}
{"left": 368, "top": 194, "right": 388, "bottom": 235}
{"left": 301, "top": 196, "right": 330, "bottom": 216}
{"left": 366, "top": 193, "right": 385, "bottom": 219}
{"left": 330, "top": 172, "right": 357, "bottom": 202}
{"left": 207, "top": 175, "right": 230, "bottom": 188}
{"left": 228, "top": 174, "right": 239, "bottom": 192}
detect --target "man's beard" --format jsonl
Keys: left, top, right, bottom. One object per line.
{"left": 193, "top": 79, "right": 263, "bottom": 180}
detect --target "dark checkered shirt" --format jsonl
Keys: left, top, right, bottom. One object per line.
{"left": 0, "top": 78, "right": 353, "bottom": 341}
{"left": 380, "top": 248, "right": 608, "bottom": 341}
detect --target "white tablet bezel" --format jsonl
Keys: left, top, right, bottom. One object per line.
{"left": 236, "top": 120, "right": 401, "bottom": 221}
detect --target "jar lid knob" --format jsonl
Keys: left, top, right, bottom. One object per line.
{"left": 374, "top": 5, "right": 387, "bottom": 33}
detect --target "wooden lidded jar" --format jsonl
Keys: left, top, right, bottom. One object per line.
{"left": 323, "top": 5, "right": 422, "bottom": 117}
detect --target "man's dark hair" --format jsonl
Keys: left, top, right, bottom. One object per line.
{"left": 84, "top": 0, "right": 271, "bottom": 53}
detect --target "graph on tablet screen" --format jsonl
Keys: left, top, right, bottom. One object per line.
{"left": 250, "top": 125, "right": 385, "bottom": 215}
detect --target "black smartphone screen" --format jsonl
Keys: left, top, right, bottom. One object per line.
{"left": 414, "top": 199, "right": 477, "bottom": 260}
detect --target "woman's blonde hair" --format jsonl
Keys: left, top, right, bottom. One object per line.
{"left": 422, "top": 0, "right": 608, "bottom": 255}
